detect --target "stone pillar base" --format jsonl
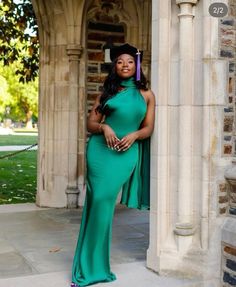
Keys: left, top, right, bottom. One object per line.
{"left": 66, "top": 187, "right": 80, "bottom": 208}
{"left": 148, "top": 249, "right": 204, "bottom": 279}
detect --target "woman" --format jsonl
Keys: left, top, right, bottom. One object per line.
{"left": 71, "top": 43, "right": 155, "bottom": 287}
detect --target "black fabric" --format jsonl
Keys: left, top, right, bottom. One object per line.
{"left": 110, "top": 43, "right": 143, "bottom": 62}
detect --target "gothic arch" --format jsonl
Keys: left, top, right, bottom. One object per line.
{"left": 80, "top": 0, "right": 143, "bottom": 48}
{"left": 31, "top": 0, "right": 151, "bottom": 208}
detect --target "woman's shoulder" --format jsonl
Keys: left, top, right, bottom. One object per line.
{"left": 140, "top": 88, "right": 155, "bottom": 103}
{"left": 140, "top": 88, "right": 154, "bottom": 96}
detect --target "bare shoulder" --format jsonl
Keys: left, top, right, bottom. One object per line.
{"left": 140, "top": 89, "right": 155, "bottom": 104}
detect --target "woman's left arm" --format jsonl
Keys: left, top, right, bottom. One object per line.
{"left": 116, "top": 90, "right": 155, "bottom": 151}
{"left": 135, "top": 89, "right": 156, "bottom": 140}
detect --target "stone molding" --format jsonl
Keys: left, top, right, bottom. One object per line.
{"left": 174, "top": 223, "right": 196, "bottom": 236}
{"left": 66, "top": 44, "right": 83, "bottom": 60}
{"left": 176, "top": 0, "right": 198, "bottom": 17}
{"left": 176, "top": 0, "right": 198, "bottom": 5}
{"left": 86, "top": 0, "right": 130, "bottom": 24}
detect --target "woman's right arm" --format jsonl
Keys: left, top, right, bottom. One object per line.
{"left": 87, "top": 95, "right": 104, "bottom": 134}
{"left": 87, "top": 95, "right": 120, "bottom": 148}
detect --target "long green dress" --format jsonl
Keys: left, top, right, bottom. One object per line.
{"left": 71, "top": 77, "right": 149, "bottom": 287}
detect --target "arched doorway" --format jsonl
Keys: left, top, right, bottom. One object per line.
{"left": 31, "top": 0, "right": 152, "bottom": 208}
{"left": 84, "top": 0, "right": 152, "bottom": 113}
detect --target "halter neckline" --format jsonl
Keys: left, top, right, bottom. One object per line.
{"left": 120, "top": 77, "right": 136, "bottom": 88}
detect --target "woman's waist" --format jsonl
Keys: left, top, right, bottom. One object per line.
{"left": 88, "top": 133, "right": 138, "bottom": 148}
{"left": 103, "top": 123, "right": 139, "bottom": 139}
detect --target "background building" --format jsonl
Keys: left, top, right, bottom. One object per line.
{"left": 31, "top": 0, "right": 236, "bottom": 285}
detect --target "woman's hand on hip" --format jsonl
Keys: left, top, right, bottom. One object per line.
{"left": 114, "top": 132, "right": 138, "bottom": 152}
{"left": 101, "top": 124, "right": 120, "bottom": 149}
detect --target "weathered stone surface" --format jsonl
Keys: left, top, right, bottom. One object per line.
{"left": 221, "top": 19, "right": 235, "bottom": 26}
{"left": 0, "top": 205, "right": 149, "bottom": 279}
{"left": 226, "top": 259, "right": 236, "bottom": 272}
{"left": 219, "top": 196, "right": 229, "bottom": 204}
{"left": 224, "top": 116, "right": 234, "bottom": 132}
{"left": 224, "top": 144, "right": 233, "bottom": 154}
{"left": 219, "top": 207, "right": 227, "bottom": 214}
{"left": 219, "top": 182, "right": 228, "bottom": 192}
{"left": 223, "top": 271, "right": 236, "bottom": 285}
{"left": 224, "top": 246, "right": 236, "bottom": 257}
{"left": 229, "top": 208, "right": 236, "bottom": 215}
{"left": 0, "top": 252, "right": 37, "bottom": 278}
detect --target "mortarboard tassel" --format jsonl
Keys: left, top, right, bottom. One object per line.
{"left": 136, "top": 49, "right": 141, "bottom": 81}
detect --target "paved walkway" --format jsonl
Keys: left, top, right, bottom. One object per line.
{"left": 0, "top": 145, "right": 37, "bottom": 151}
{"left": 0, "top": 203, "right": 201, "bottom": 287}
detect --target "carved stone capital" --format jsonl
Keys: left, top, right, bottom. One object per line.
{"left": 176, "top": 0, "right": 198, "bottom": 17}
{"left": 66, "top": 44, "right": 83, "bottom": 60}
{"left": 176, "top": 0, "right": 198, "bottom": 5}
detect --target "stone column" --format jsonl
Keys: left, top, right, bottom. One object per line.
{"left": 147, "top": 0, "right": 201, "bottom": 276}
{"left": 65, "top": 44, "right": 83, "bottom": 208}
{"left": 147, "top": 0, "right": 171, "bottom": 271}
{"left": 32, "top": 0, "right": 86, "bottom": 208}
{"left": 174, "top": 0, "right": 198, "bottom": 251}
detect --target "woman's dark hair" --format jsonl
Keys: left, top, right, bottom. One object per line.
{"left": 96, "top": 59, "right": 148, "bottom": 115}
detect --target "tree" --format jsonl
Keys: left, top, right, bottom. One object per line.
{"left": 0, "top": 62, "right": 38, "bottom": 126}
{"left": 0, "top": 0, "right": 39, "bottom": 82}
{"left": 0, "top": 74, "right": 10, "bottom": 119}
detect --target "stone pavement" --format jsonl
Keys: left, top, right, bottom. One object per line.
{"left": 0, "top": 203, "right": 201, "bottom": 287}
{"left": 0, "top": 145, "right": 37, "bottom": 151}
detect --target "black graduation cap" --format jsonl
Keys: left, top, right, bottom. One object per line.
{"left": 110, "top": 43, "right": 143, "bottom": 62}
{"left": 110, "top": 43, "right": 143, "bottom": 81}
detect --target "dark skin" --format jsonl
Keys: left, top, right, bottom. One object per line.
{"left": 87, "top": 54, "right": 155, "bottom": 151}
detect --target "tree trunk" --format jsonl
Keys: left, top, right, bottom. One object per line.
{"left": 26, "top": 110, "right": 33, "bottom": 129}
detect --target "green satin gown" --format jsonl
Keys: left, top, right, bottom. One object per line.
{"left": 71, "top": 77, "right": 149, "bottom": 286}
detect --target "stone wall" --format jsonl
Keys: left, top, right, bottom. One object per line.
{"left": 218, "top": 1, "right": 236, "bottom": 215}
{"left": 218, "top": 182, "right": 230, "bottom": 215}
{"left": 220, "top": 2, "right": 236, "bottom": 285}
{"left": 147, "top": 0, "right": 236, "bottom": 284}
{"left": 222, "top": 244, "right": 236, "bottom": 286}
{"left": 221, "top": 2, "right": 236, "bottom": 157}
{"left": 86, "top": 20, "right": 125, "bottom": 112}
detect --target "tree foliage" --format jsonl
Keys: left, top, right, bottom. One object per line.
{"left": 0, "top": 0, "right": 39, "bottom": 82}
{"left": 0, "top": 74, "right": 10, "bottom": 118}
{"left": 0, "top": 62, "right": 38, "bottom": 124}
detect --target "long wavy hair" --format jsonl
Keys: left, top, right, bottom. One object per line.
{"left": 96, "top": 59, "right": 148, "bottom": 115}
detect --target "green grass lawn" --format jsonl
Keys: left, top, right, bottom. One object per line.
{"left": 0, "top": 134, "right": 38, "bottom": 146}
{"left": 0, "top": 151, "right": 37, "bottom": 204}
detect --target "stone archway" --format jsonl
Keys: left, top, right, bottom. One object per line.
{"left": 31, "top": 0, "right": 86, "bottom": 208}
{"left": 31, "top": 0, "right": 152, "bottom": 208}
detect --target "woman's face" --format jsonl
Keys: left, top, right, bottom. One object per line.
{"left": 115, "top": 54, "right": 136, "bottom": 79}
